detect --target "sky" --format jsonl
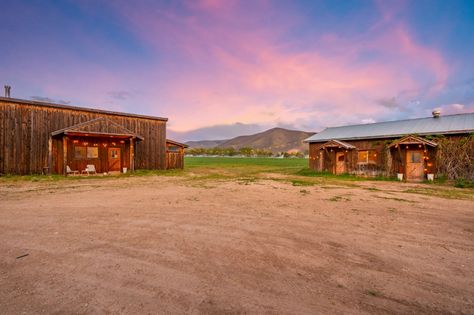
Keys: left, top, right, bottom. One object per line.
{"left": 1, "top": 0, "right": 474, "bottom": 141}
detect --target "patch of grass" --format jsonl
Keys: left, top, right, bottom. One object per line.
{"left": 126, "top": 169, "right": 185, "bottom": 177}
{"left": 328, "top": 195, "right": 350, "bottom": 202}
{"left": 291, "top": 179, "right": 314, "bottom": 186}
{"left": 454, "top": 178, "right": 474, "bottom": 188}
{"left": 373, "top": 195, "right": 415, "bottom": 203}
{"left": 295, "top": 168, "right": 398, "bottom": 182}
{"left": 186, "top": 156, "right": 307, "bottom": 173}
{"left": 403, "top": 187, "right": 474, "bottom": 200}
{"left": 364, "top": 187, "right": 381, "bottom": 191}
{"left": 366, "top": 289, "right": 382, "bottom": 297}
{"left": 236, "top": 177, "right": 257, "bottom": 185}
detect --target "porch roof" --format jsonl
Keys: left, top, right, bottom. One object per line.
{"left": 51, "top": 117, "right": 144, "bottom": 140}
{"left": 320, "top": 139, "right": 356, "bottom": 150}
{"left": 388, "top": 135, "right": 438, "bottom": 148}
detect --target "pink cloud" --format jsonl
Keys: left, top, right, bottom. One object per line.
{"left": 91, "top": 2, "right": 454, "bottom": 132}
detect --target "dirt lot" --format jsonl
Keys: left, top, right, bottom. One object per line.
{"left": 0, "top": 176, "right": 473, "bottom": 314}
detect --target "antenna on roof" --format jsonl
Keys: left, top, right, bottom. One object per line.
{"left": 4, "top": 85, "right": 11, "bottom": 98}
{"left": 432, "top": 109, "right": 441, "bottom": 118}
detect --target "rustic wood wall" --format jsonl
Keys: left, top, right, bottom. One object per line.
{"left": 166, "top": 152, "right": 184, "bottom": 169}
{"left": 0, "top": 99, "right": 167, "bottom": 175}
{"left": 165, "top": 142, "right": 185, "bottom": 169}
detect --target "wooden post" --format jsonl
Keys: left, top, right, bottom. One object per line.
{"left": 47, "top": 136, "right": 52, "bottom": 175}
{"left": 385, "top": 146, "right": 392, "bottom": 176}
{"left": 130, "top": 137, "right": 134, "bottom": 172}
{"left": 63, "top": 136, "right": 68, "bottom": 175}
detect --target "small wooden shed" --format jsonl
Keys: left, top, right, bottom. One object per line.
{"left": 166, "top": 139, "right": 188, "bottom": 169}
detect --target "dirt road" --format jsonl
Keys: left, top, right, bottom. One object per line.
{"left": 1, "top": 177, "right": 473, "bottom": 314}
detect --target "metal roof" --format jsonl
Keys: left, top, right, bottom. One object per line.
{"left": 305, "top": 113, "right": 474, "bottom": 143}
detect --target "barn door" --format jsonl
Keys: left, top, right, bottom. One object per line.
{"left": 406, "top": 150, "right": 424, "bottom": 181}
{"left": 335, "top": 152, "right": 346, "bottom": 174}
{"left": 108, "top": 148, "right": 121, "bottom": 172}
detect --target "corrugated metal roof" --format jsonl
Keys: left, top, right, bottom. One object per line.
{"left": 305, "top": 113, "right": 474, "bottom": 143}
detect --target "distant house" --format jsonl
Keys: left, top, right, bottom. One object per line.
{"left": 0, "top": 96, "right": 185, "bottom": 175}
{"left": 305, "top": 111, "right": 474, "bottom": 181}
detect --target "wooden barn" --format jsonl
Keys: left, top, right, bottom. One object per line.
{"left": 305, "top": 111, "right": 474, "bottom": 181}
{"left": 0, "top": 96, "right": 185, "bottom": 175}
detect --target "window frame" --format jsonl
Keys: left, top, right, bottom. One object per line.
{"left": 357, "top": 150, "right": 377, "bottom": 164}
{"left": 74, "top": 146, "right": 87, "bottom": 160}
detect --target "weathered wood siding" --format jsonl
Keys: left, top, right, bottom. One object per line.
{"left": 165, "top": 141, "right": 185, "bottom": 170}
{"left": 166, "top": 152, "right": 184, "bottom": 169}
{"left": 309, "top": 138, "right": 440, "bottom": 177}
{"left": 0, "top": 99, "right": 167, "bottom": 175}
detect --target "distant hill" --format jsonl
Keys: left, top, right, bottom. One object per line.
{"left": 186, "top": 127, "right": 315, "bottom": 153}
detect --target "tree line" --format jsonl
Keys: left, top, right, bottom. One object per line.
{"left": 185, "top": 147, "right": 307, "bottom": 158}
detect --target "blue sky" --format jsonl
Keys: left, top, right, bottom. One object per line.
{"left": 1, "top": 0, "right": 473, "bottom": 140}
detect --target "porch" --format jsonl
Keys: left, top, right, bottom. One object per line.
{"left": 49, "top": 118, "right": 143, "bottom": 175}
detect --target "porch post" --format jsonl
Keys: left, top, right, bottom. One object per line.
{"left": 130, "top": 137, "right": 134, "bottom": 172}
{"left": 385, "top": 146, "right": 392, "bottom": 176}
{"left": 48, "top": 136, "right": 52, "bottom": 175}
{"left": 62, "top": 136, "right": 68, "bottom": 175}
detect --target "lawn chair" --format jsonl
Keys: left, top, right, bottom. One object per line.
{"left": 66, "top": 165, "right": 79, "bottom": 176}
{"left": 82, "top": 164, "right": 97, "bottom": 175}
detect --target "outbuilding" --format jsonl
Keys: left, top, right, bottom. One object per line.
{"left": 305, "top": 111, "right": 474, "bottom": 181}
{"left": 166, "top": 139, "right": 188, "bottom": 170}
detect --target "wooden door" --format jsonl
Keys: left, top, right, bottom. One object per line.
{"left": 335, "top": 152, "right": 346, "bottom": 174}
{"left": 108, "top": 148, "right": 121, "bottom": 172}
{"left": 406, "top": 150, "right": 424, "bottom": 181}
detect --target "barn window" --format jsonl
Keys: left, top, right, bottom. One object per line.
{"left": 87, "top": 147, "right": 99, "bottom": 158}
{"left": 357, "top": 150, "right": 377, "bottom": 164}
{"left": 74, "top": 146, "right": 86, "bottom": 159}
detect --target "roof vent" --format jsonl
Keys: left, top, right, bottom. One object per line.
{"left": 432, "top": 110, "right": 441, "bottom": 118}
{"left": 4, "top": 85, "right": 11, "bottom": 98}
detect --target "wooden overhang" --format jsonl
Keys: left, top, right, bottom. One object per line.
{"left": 388, "top": 135, "right": 438, "bottom": 148}
{"left": 51, "top": 117, "right": 144, "bottom": 141}
{"left": 166, "top": 139, "right": 189, "bottom": 148}
{"left": 319, "top": 139, "right": 356, "bottom": 150}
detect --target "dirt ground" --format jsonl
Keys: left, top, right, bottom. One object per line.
{"left": 0, "top": 176, "right": 473, "bottom": 314}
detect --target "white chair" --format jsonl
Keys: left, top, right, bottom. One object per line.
{"left": 66, "top": 165, "right": 79, "bottom": 176}
{"left": 82, "top": 164, "right": 97, "bottom": 175}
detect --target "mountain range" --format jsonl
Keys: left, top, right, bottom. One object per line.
{"left": 185, "top": 127, "right": 315, "bottom": 153}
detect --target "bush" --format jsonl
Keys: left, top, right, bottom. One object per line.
{"left": 454, "top": 178, "right": 474, "bottom": 188}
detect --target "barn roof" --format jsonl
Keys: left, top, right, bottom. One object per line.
{"left": 305, "top": 113, "right": 474, "bottom": 143}
{"left": 0, "top": 96, "right": 168, "bottom": 122}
